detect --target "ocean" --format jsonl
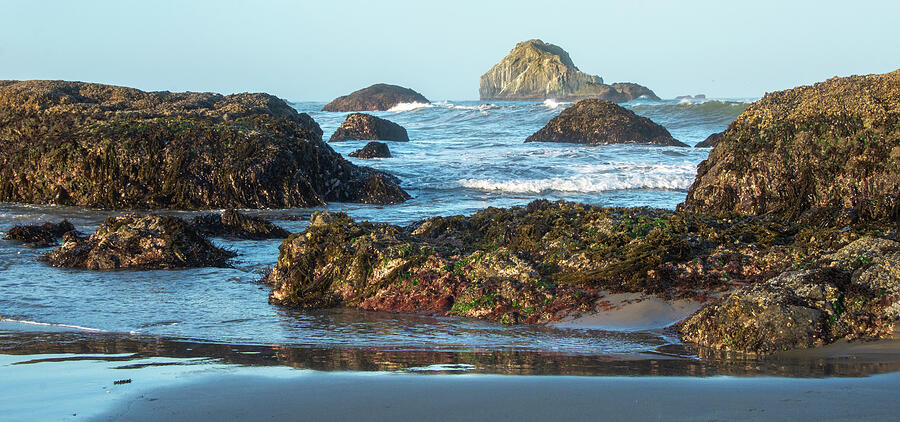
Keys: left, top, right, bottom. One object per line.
{"left": 0, "top": 97, "right": 757, "bottom": 366}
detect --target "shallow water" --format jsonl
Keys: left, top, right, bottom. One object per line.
{"left": 0, "top": 98, "right": 758, "bottom": 364}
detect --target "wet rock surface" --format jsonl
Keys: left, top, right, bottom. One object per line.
{"left": 264, "top": 199, "right": 853, "bottom": 325}
{"left": 329, "top": 113, "right": 409, "bottom": 142}
{"left": 191, "top": 209, "right": 290, "bottom": 240}
{"left": 479, "top": 39, "right": 659, "bottom": 102}
{"left": 322, "top": 84, "right": 429, "bottom": 112}
{"left": 695, "top": 131, "right": 722, "bottom": 148}
{"left": 680, "top": 70, "right": 900, "bottom": 226}
{"left": 349, "top": 142, "right": 391, "bottom": 159}
{"left": 45, "top": 214, "right": 235, "bottom": 270}
{"left": 525, "top": 99, "right": 688, "bottom": 146}
{"left": 678, "top": 237, "right": 900, "bottom": 355}
{"left": 3, "top": 220, "right": 78, "bottom": 247}
{"left": 0, "top": 80, "right": 409, "bottom": 209}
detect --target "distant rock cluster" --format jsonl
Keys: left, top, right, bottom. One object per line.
{"left": 479, "top": 40, "right": 659, "bottom": 102}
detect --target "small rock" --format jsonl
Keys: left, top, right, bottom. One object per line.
{"left": 349, "top": 142, "right": 391, "bottom": 159}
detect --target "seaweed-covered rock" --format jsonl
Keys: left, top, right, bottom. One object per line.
{"left": 695, "top": 132, "right": 722, "bottom": 148}
{"left": 678, "top": 237, "right": 900, "bottom": 355}
{"left": 680, "top": 70, "right": 900, "bottom": 226}
{"left": 329, "top": 114, "right": 409, "bottom": 142}
{"left": 4, "top": 220, "right": 77, "bottom": 247}
{"left": 46, "top": 214, "right": 235, "bottom": 269}
{"left": 525, "top": 99, "right": 688, "bottom": 146}
{"left": 264, "top": 200, "right": 850, "bottom": 324}
{"left": 0, "top": 80, "right": 409, "bottom": 209}
{"left": 349, "top": 142, "right": 391, "bottom": 159}
{"left": 479, "top": 40, "right": 659, "bottom": 102}
{"left": 322, "top": 84, "right": 429, "bottom": 112}
{"left": 191, "top": 209, "right": 290, "bottom": 240}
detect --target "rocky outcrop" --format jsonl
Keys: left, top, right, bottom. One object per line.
{"left": 479, "top": 40, "right": 659, "bottom": 102}
{"left": 4, "top": 220, "right": 78, "bottom": 247}
{"left": 263, "top": 199, "right": 852, "bottom": 324}
{"left": 0, "top": 80, "right": 409, "bottom": 209}
{"left": 695, "top": 132, "right": 723, "bottom": 148}
{"left": 678, "top": 237, "right": 900, "bottom": 355}
{"left": 349, "top": 142, "right": 391, "bottom": 159}
{"left": 525, "top": 99, "right": 688, "bottom": 146}
{"left": 191, "top": 209, "right": 290, "bottom": 240}
{"left": 322, "top": 84, "right": 429, "bottom": 112}
{"left": 46, "top": 214, "right": 235, "bottom": 269}
{"left": 679, "top": 70, "right": 900, "bottom": 227}
{"left": 329, "top": 113, "right": 409, "bottom": 142}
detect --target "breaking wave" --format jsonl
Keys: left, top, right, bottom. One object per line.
{"left": 458, "top": 166, "right": 696, "bottom": 193}
{"left": 388, "top": 102, "right": 434, "bottom": 112}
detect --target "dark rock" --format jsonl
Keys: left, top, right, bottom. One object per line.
{"left": 695, "top": 132, "right": 723, "bottom": 148}
{"left": 322, "top": 84, "right": 429, "bottom": 112}
{"left": 264, "top": 199, "right": 843, "bottom": 325}
{"left": 4, "top": 220, "right": 78, "bottom": 247}
{"left": 480, "top": 40, "right": 659, "bottom": 102}
{"left": 678, "top": 237, "right": 900, "bottom": 355}
{"left": 349, "top": 142, "right": 391, "bottom": 159}
{"left": 355, "top": 173, "right": 411, "bottom": 204}
{"left": 525, "top": 99, "right": 688, "bottom": 146}
{"left": 0, "top": 80, "right": 409, "bottom": 209}
{"left": 46, "top": 214, "right": 235, "bottom": 269}
{"left": 329, "top": 114, "right": 409, "bottom": 142}
{"left": 679, "top": 70, "right": 900, "bottom": 227}
{"left": 191, "top": 209, "right": 290, "bottom": 240}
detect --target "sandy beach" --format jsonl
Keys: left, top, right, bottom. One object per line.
{"left": 90, "top": 371, "right": 900, "bottom": 421}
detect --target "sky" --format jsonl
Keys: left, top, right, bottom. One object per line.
{"left": 1, "top": 0, "right": 898, "bottom": 101}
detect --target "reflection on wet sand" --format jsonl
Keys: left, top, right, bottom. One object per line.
{"left": 3, "top": 329, "right": 899, "bottom": 378}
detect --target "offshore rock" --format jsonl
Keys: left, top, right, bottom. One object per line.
{"left": 322, "top": 84, "right": 429, "bottom": 112}
{"left": 4, "top": 220, "right": 78, "bottom": 247}
{"left": 264, "top": 199, "right": 849, "bottom": 325}
{"left": 191, "top": 209, "right": 290, "bottom": 240}
{"left": 678, "top": 237, "right": 900, "bottom": 355}
{"left": 525, "top": 99, "right": 688, "bottom": 146}
{"left": 0, "top": 80, "right": 409, "bottom": 209}
{"left": 695, "top": 131, "right": 723, "bottom": 148}
{"left": 349, "top": 142, "right": 391, "bottom": 159}
{"left": 479, "top": 40, "right": 659, "bottom": 102}
{"left": 329, "top": 113, "right": 409, "bottom": 142}
{"left": 679, "top": 70, "right": 900, "bottom": 227}
{"left": 46, "top": 214, "right": 235, "bottom": 270}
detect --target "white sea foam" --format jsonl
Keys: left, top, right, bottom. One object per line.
{"left": 388, "top": 102, "right": 434, "bottom": 112}
{"left": 458, "top": 163, "right": 696, "bottom": 193}
{"left": 543, "top": 99, "right": 572, "bottom": 109}
{"left": 1, "top": 317, "right": 106, "bottom": 332}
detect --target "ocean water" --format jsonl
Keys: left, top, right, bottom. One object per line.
{"left": 0, "top": 98, "right": 752, "bottom": 367}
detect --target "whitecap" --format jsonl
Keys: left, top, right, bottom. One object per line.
{"left": 388, "top": 102, "right": 434, "bottom": 112}
{"left": 1, "top": 317, "right": 106, "bottom": 332}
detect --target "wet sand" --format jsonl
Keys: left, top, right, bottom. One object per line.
{"left": 91, "top": 371, "right": 900, "bottom": 422}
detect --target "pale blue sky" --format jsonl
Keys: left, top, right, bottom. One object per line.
{"left": 2, "top": 0, "right": 898, "bottom": 101}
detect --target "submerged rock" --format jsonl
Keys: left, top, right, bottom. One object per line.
{"left": 322, "top": 84, "right": 429, "bottom": 112}
{"left": 349, "top": 142, "right": 391, "bottom": 159}
{"left": 4, "top": 220, "right": 78, "bottom": 247}
{"left": 46, "top": 214, "right": 235, "bottom": 270}
{"left": 191, "top": 209, "right": 290, "bottom": 240}
{"left": 0, "top": 80, "right": 409, "bottom": 209}
{"left": 680, "top": 70, "right": 900, "bottom": 227}
{"left": 479, "top": 40, "right": 659, "bottom": 102}
{"left": 525, "top": 99, "right": 688, "bottom": 146}
{"left": 695, "top": 132, "right": 723, "bottom": 148}
{"left": 264, "top": 199, "right": 844, "bottom": 325}
{"left": 678, "top": 237, "right": 900, "bottom": 355}
{"left": 329, "top": 114, "right": 409, "bottom": 142}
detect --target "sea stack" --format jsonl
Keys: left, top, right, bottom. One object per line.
{"left": 323, "top": 84, "right": 430, "bottom": 112}
{"left": 0, "top": 80, "right": 410, "bottom": 209}
{"left": 679, "top": 69, "right": 900, "bottom": 226}
{"left": 349, "top": 142, "right": 392, "bottom": 159}
{"left": 329, "top": 113, "right": 410, "bottom": 142}
{"left": 480, "top": 40, "right": 659, "bottom": 102}
{"left": 525, "top": 99, "right": 688, "bottom": 146}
